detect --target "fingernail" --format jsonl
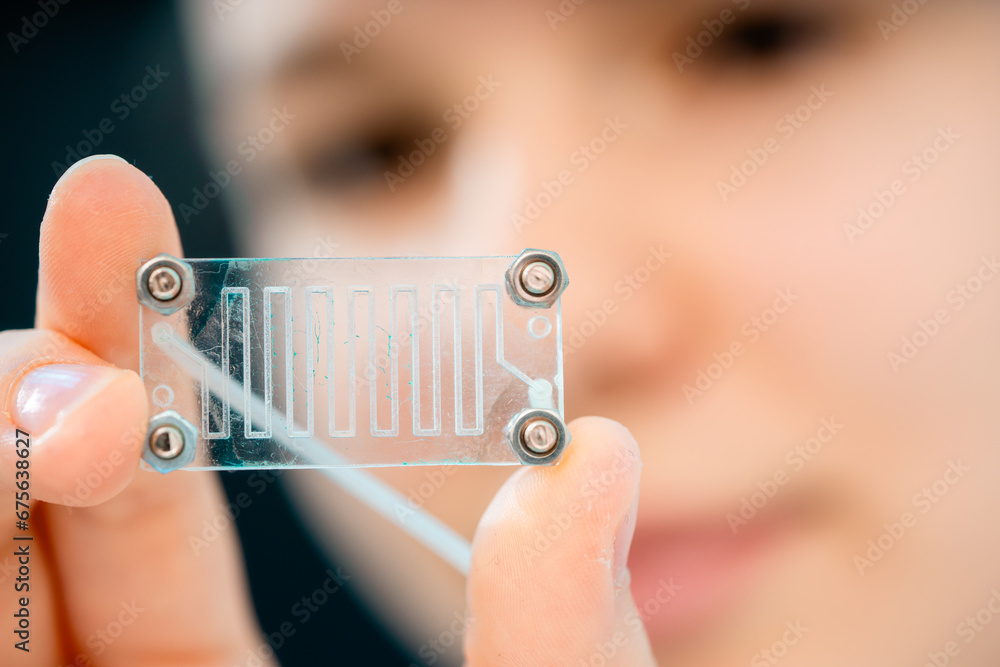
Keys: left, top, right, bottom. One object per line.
{"left": 613, "top": 491, "right": 640, "bottom": 587}
{"left": 11, "top": 364, "right": 127, "bottom": 437}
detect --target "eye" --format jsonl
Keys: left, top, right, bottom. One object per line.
{"left": 680, "top": 8, "right": 839, "bottom": 72}
{"left": 721, "top": 11, "right": 831, "bottom": 60}
{"left": 299, "top": 123, "right": 444, "bottom": 195}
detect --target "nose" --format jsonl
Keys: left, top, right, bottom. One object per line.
{"left": 447, "top": 49, "right": 720, "bottom": 407}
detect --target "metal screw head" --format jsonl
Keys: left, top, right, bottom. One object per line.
{"left": 505, "top": 249, "right": 569, "bottom": 309}
{"left": 521, "top": 417, "right": 558, "bottom": 455}
{"left": 520, "top": 261, "right": 556, "bottom": 296}
{"left": 505, "top": 408, "right": 569, "bottom": 465}
{"left": 137, "top": 254, "right": 195, "bottom": 316}
{"left": 147, "top": 266, "right": 182, "bottom": 302}
{"left": 149, "top": 424, "right": 184, "bottom": 460}
{"left": 143, "top": 410, "right": 197, "bottom": 473}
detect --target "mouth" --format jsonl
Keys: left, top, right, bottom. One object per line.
{"left": 627, "top": 513, "right": 783, "bottom": 641}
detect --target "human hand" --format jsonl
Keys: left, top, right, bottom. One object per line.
{"left": 465, "top": 417, "right": 656, "bottom": 666}
{"left": 1, "top": 156, "right": 270, "bottom": 666}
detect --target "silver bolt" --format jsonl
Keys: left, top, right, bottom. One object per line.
{"left": 521, "top": 417, "right": 558, "bottom": 455}
{"left": 147, "top": 266, "right": 182, "bottom": 302}
{"left": 149, "top": 424, "right": 185, "bottom": 460}
{"left": 520, "top": 261, "right": 556, "bottom": 296}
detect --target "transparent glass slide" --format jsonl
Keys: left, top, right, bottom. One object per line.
{"left": 138, "top": 254, "right": 565, "bottom": 470}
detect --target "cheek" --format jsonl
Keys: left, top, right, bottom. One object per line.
{"left": 732, "top": 107, "right": 1000, "bottom": 425}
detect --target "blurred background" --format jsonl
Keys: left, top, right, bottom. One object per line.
{"left": 0, "top": 1, "right": 417, "bottom": 663}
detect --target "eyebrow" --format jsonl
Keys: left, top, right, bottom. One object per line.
{"left": 272, "top": 34, "right": 365, "bottom": 86}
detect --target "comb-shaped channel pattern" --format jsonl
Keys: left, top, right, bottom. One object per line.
{"left": 139, "top": 256, "right": 564, "bottom": 469}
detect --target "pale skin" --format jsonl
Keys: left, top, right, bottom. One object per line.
{"left": 4, "top": 0, "right": 1000, "bottom": 665}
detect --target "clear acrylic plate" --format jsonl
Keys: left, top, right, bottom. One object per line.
{"left": 137, "top": 251, "right": 567, "bottom": 471}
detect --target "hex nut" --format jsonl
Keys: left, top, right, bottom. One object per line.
{"left": 505, "top": 249, "right": 569, "bottom": 309}
{"left": 136, "top": 254, "right": 194, "bottom": 315}
{"left": 505, "top": 408, "right": 570, "bottom": 465}
{"left": 143, "top": 410, "right": 197, "bottom": 473}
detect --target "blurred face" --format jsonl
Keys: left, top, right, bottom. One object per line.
{"left": 185, "top": 1, "right": 1000, "bottom": 664}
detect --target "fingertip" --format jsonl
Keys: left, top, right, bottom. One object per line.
{"left": 53, "top": 153, "right": 129, "bottom": 184}
{"left": 44, "top": 154, "right": 168, "bottom": 225}
{"left": 564, "top": 416, "right": 642, "bottom": 477}
{"left": 37, "top": 152, "right": 182, "bottom": 366}
{"left": 536, "top": 415, "right": 643, "bottom": 508}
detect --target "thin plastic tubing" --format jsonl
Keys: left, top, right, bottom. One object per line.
{"left": 152, "top": 324, "right": 473, "bottom": 576}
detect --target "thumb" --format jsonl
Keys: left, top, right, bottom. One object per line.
{"left": 465, "top": 416, "right": 656, "bottom": 666}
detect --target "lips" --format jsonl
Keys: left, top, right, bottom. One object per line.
{"left": 627, "top": 517, "right": 780, "bottom": 640}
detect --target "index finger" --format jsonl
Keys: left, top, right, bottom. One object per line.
{"left": 6, "top": 154, "right": 268, "bottom": 665}
{"left": 36, "top": 153, "right": 183, "bottom": 369}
